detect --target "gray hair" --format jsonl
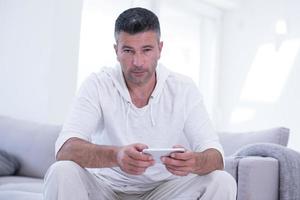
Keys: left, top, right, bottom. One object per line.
{"left": 114, "top": 7, "right": 161, "bottom": 41}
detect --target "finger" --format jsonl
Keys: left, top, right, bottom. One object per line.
{"left": 161, "top": 156, "right": 188, "bottom": 167}
{"left": 166, "top": 167, "right": 189, "bottom": 176}
{"left": 127, "top": 158, "right": 155, "bottom": 168}
{"left": 170, "top": 151, "right": 194, "bottom": 161}
{"left": 166, "top": 164, "right": 191, "bottom": 172}
{"left": 127, "top": 144, "right": 153, "bottom": 161}
{"left": 128, "top": 150, "right": 154, "bottom": 162}
{"left": 134, "top": 143, "right": 149, "bottom": 152}
{"left": 124, "top": 150, "right": 154, "bottom": 167}
{"left": 121, "top": 160, "right": 149, "bottom": 174}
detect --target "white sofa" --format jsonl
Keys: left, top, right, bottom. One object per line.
{"left": 0, "top": 115, "right": 290, "bottom": 200}
{"left": 220, "top": 127, "right": 290, "bottom": 200}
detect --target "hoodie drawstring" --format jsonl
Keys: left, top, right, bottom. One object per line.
{"left": 149, "top": 97, "right": 155, "bottom": 126}
{"left": 126, "top": 101, "right": 131, "bottom": 134}
{"left": 150, "top": 104, "right": 155, "bottom": 126}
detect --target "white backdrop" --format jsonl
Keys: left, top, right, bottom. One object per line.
{"left": 0, "top": 0, "right": 82, "bottom": 124}
{"left": 218, "top": 0, "right": 300, "bottom": 151}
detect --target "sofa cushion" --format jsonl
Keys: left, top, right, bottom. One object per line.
{"left": 0, "top": 151, "right": 20, "bottom": 176}
{"left": 0, "top": 191, "right": 42, "bottom": 200}
{"left": 0, "top": 176, "right": 43, "bottom": 187}
{"left": 0, "top": 181, "right": 43, "bottom": 193}
{"left": 0, "top": 115, "right": 61, "bottom": 178}
{"left": 0, "top": 176, "right": 43, "bottom": 200}
{"left": 219, "top": 127, "right": 290, "bottom": 156}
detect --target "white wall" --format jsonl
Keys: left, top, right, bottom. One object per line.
{"left": 0, "top": 0, "right": 224, "bottom": 126}
{"left": 218, "top": 0, "right": 300, "bottom": 150}
{"left": 0, "top": 0, "right": 83, "bottom": 124}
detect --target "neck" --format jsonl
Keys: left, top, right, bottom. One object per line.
{"left": 127, "top": 74, "right": 156, "bottom": 108}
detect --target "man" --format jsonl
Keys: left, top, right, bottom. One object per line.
{"left": 44, "top": 7, "right": 236, "bottom": 200}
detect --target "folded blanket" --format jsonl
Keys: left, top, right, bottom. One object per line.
{"left": 235, "top": 143, "right": 300, "bottom": 200}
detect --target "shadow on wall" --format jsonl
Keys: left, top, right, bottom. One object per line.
{"left": 230, "top": 34, "right": 300, "bottom": 125}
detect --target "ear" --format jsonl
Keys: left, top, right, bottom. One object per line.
{"left": 159, "top": 41, "right": 163, "bottom": 52}
{"left": 114, "top": 44, "right": 118, "bottom": 54}
{"left": 158, "top": 41, "right": 163, "bottom": 59}
{"left": 114, "top": 44, "right": 120, "bottom": 61}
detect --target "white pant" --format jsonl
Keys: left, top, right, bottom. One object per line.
{"left": 44, "top": 161, "right": 237, "bottom": 200}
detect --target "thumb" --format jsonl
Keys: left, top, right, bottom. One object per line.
{"left": 134, "top": 143, "right": 149, "bottom": 152}
{"left": 172, "top": 144, "right": 185, "bottom": 149}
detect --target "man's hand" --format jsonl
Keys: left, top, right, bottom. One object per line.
{"left": 161, "top": 146, "right": 196, "bottom": 176}
{"left": 116, "top": 143, "right": 155, "bottom": 175}
{"left": 161, "top": 145, "right": 224, "bottom": 176}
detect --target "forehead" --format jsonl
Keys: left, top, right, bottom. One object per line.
{"left": 116, "top": 31, "right": 159, "bottom": 48}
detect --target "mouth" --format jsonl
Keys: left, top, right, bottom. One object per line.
{"left": 131, "top": 71, "right": 146, "bottom": 77}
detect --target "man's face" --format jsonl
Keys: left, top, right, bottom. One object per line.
{"left": 114, "top": 31, "right": 163, "bottom": 86}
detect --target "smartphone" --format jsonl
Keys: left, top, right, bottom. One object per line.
{"left": 142, "top": 148, "right": 185, "bottom": 162}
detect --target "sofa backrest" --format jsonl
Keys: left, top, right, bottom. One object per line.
{"left": 0, "top": 115, "right": 60, "bottom": 178}
{"left": 1, "top": 115, "right": 290, "bottom": 177}
{"left": 218, "top": 127, "right": 290, "bottom": 156}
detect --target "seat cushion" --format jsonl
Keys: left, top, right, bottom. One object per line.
{"left": 0, "top": 176, "right": 43, "bottom": 193}
{"left": 0, "top": 191, "right": 42, "bottom": 200}
{"left": 0, "top": 176, "right": 43, "bottom": 200}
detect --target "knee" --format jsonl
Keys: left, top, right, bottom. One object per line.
{"left": 208, "top": 170, "right": 237, "bottom": 196}
{"left": 45, "top": 160, "right": 83, "bottom": 181}
{"left": 209, "top": 170, "right": 236, "bottom": 185}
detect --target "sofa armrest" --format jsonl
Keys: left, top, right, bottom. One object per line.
{"left": 0, "top": 115, "right": 61, "bottom": 178}
{"left": 237, "top": 156, "right": 279, "bottom": 200}
{"left": 224, "top": 156, "right": 240, "bottom": 180}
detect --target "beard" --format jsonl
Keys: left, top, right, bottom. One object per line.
{"left": 124, "top": 64, "right": 157, "bottom": 86}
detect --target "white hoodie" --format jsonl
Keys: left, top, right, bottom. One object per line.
{"left": 55, "top": 64, "right": 224, "bottom": 193}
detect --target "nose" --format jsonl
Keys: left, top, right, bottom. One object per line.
{"left": 133, "top": 52, "right": 144, "bottom": 67}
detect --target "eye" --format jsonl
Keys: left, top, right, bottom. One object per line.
{"left": 143, "top": 48, "right": 152, "bottom": 53}
{"left": 123, "top": 49, "right": 133, "bottom": 54}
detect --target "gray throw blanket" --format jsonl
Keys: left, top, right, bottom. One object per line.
{"left": 0, "top": 150, "right": 19, "bottom": 176}
{"left": 235, "top": 143, "right": 300, "bottom": 200}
